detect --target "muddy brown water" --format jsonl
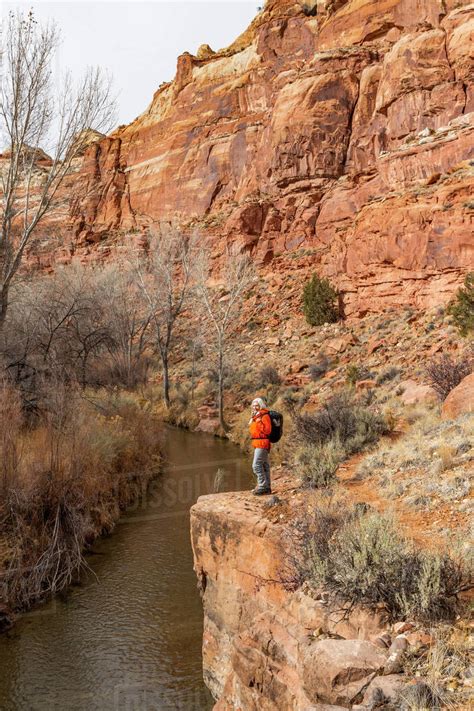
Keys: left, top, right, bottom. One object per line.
{"left": 0, "top": 427, "right": 252, "bottom": 711}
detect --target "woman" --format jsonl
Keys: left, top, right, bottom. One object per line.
{"left": 249, "top": 397, "right": 272, "bottom": 495}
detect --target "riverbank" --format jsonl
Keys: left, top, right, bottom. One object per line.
{"left": 0, "top": 388, "right": 162, "bottom": 631}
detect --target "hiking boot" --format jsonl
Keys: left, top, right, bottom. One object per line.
{"left": 252, "top": 487, "right": 272, "bottom": 496}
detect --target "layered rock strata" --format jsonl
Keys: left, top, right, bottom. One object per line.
{"left": 4, "top": 0, "right": 474, "bottom": 315}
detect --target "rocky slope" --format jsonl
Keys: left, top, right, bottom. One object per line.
{"left": 13, "top": 0, "right": 474, "bottom": 316}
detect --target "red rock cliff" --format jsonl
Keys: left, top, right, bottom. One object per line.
{"left": 191, "top": 489, "right": 398, "bottom": 710}
{"left": 20, "top": 0, "right": 474, "bottom": 314}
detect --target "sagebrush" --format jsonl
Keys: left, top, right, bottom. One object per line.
{"left": 304, "top": 507, "right": 467, "bottom": 622}
{"left": 295, "top": 392, "right": 388, "bottom": 454}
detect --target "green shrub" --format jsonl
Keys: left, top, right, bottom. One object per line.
{"left": 295, "top": 440, "right": 344, "bottom": 488}
{"left": 306, "top": 509, "right": 465, "bottom": 622}
{"left": 302, "top": 273, "right": 340, "bottom": 327}
{"left": 447, "top": 272, "right": 474, "bottom": 336}
{"left": 346, "top": 364, "right": 374, "bottom": 386}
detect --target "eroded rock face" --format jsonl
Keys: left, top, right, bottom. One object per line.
{"left": 191, "top": 490, "right": 390, "bottom": 710}
{"left": 301, "top": 639, "right": 387, "bottom": 705}
{"left": 13, "top": 0, "right": 474, "bottom": 315}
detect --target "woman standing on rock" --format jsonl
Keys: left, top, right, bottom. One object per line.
{"left": 249, "top": 397, "right": 272, "bottom": 495}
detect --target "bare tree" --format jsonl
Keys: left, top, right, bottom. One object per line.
{"left": 134, "top": 224, "right": 196, "bottom": 406}
{"left": 0, "top": 10, "right": 116, "bottom": 331}
{"left": 195, "top": 249, "right": 256, "bottom": 431}
{"left": 104, "top": 265, "right": 152, "bottom": 388}
{"left": 0, "top": 264, "right": 137, "bottom": 397}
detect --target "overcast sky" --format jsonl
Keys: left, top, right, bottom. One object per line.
{"left": 4, "top": 1, "right": 258, "bottom": 127}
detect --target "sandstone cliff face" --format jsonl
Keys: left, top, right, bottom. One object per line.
{"left": 191, "top": 489, "right": 394, "bottom": 710}
{"left": 15, "top": 0, "right": 474, "bottom": 314}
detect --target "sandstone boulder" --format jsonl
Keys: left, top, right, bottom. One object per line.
{"left": 195, "top": 417, "right": 220, "bottom": 434}
{"left": 441, "top": 373, "right": 474, "bottom": 419}
{"left": 399, "top": 379, "right": 437, "bottom": 406}
{"left": 326, "top": 335, "right": 354, "bottom": 354}
{"left": 302, "top": 639, "right": 387, "bottom": 705}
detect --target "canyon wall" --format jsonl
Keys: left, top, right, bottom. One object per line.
{"left": 9, "top": 0, "right": 474, "bottom": 315}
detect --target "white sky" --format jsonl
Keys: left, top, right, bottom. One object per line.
{"left": 4, "top": 1, "right": 258, "bottom": 127}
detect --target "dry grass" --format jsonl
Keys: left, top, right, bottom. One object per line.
{"left": 358, "top": 409, "right": 473, "bottom": 482}
{"left": 402, "top": 624, "right": 473, "bottom": 709}
{"left": 0, "top": 382, "right": 162, "bottom": 619}
{"left": 436, "top": 443, "right": 456, "bottom": 472}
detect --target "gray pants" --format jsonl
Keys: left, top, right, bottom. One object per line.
{"left": 252, "top": 448, "right": 271, "bottom": 489}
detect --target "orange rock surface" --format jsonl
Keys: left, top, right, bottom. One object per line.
{"left": 442, "top": 372, "right": 474, "bottom": 419}
{"left": 5, "top": 0, "right": 474, "bottom": 315}
{"left": 191, "top": 484, "right": 390, "bottom": 710}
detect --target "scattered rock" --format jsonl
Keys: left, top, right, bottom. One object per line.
{"left": 266, "top": 337, "right": 280, "bottom": 346}
{"left": 406, "top": 631, "right": 433, "bottom": 648}
{"left": 389, "top": 635, "right": 409, "bottom": 653}
{"left": 383, "top": 649, "right": 405, "bottom": 675}
{"left": 399, "top": 379, "right": 437, "bottom": 405}
{"left": 194, "top": 418, "right": 220, "bottom": 434}
{"left": 290, "top": 360, "right": 308, "bottom": 373}
{"left": 302, "top": 639, "right": 387, "bottom": 705}
{"left": 367, "top": 338, "right": 384, "bottom": 355}
{"left": 263, "top": 495, "right": 281, "bottom": 508}
{"left": 371, "top": 632, "right": 392, "bottom": 649}
{"left": 326, "top": 335, "right": 354, "bottom": 354}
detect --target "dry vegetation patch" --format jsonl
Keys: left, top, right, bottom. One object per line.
{"left": 0, "top": 384, "right": 161, "bottom": 625}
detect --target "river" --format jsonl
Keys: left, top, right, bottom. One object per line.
{"left": 0, "top": 427, "right": 251, "bottom": 711}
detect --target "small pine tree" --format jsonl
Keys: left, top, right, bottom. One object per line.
{"left": 303, "top": 273, "right": 340, "bottom": 326}
{"left": 447, "top": 272, "right": 474, "bottom": 337}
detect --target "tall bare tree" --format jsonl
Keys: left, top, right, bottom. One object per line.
{"left": 195, "top": 249, "right": 255, "bottom": 431}
{"left": 0, "top": 10, "right": 116, "bottom": 331}
{"left": 134, "top": 224, "right": 196, "bottom": 407}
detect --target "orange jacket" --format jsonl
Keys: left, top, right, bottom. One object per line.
{"left": 249, "top": 409, "right": 272, "bottom": 450}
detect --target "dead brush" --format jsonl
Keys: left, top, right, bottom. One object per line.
{"left": 436, "top": 443, "right": 456, "bottom": 471}
{"left": 0, "top": 382, "right": 162, "bottom": 613}
{"left": 426, "top": 352, "right": 473, "bottom": 401}
{"left": 0, "top": 379, "right": 23, "bottom": 495}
